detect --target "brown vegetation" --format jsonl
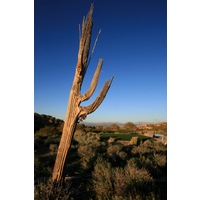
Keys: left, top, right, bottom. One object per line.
{"left": 35, "top": 113, "right": 167, "bottom": 199}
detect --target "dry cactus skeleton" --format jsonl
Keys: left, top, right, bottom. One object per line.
{"left": 52, "top": 5, "right": 113, "bottom": 182}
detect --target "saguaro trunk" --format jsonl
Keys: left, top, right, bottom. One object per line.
{"left": 52, "top": 5, "right": 113, "bottom": 182}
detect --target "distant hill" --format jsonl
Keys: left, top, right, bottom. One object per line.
{"left": 34, "top": 112, "right": 166, "bottom": 131}
{"left": 82, "top": 122, "right": 124, "bottom": 127}
{"left": 82, "top": 121, "right": 166, "bottom": 127}
{"left": 34, "top": 113, "right": 64, "bottom": 133}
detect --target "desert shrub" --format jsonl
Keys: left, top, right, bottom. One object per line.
{"left": 123, "top": 159, "right": 154, "bottom": 199}
{"left": 117, "top": 151, "right": 127, "bottom": 161}
{"left": 74, "top": 129, "right": 86, "bottom": 139}
{"left": 35, "top": 126, "right": 58, "bottom": 138}
{"left": 44, "top": 137, "right": 55, "bottom": 146}
{"left": 107, "top": 143, "right": 123, "bottom": 156}
{"left": 92, "top": 157, "right": 154, "bottom": 200}
{"left": 92, "top": 157, "right": 114, "bottom": 199}
{"left": 131, "top": 141, "right": 167, "bottom": 178}
{"left": 132, "top": 140, "right": 166, "bottom": 156}
{"left": 136, "top": 154, "right": 166, "bottom": 178}
{"left": 77, "top": 145, "right": 97, "bottom": 171}
{"left": 74, "top": 132, "right": 101, "bottom": 147}
{"left": 34, "top": 156, "right": 53, "bottom": 179}
{"left": 84, "top": 126, "right": 95, "bottom": 132}
{"left": 35, "top": 126, "right": 61, "bottom": 151}
{"left": 35, "top": 153, "right": 57, "bottom": 180}
{"left": 34, "top": 157, "right": 42, "bottom": 179}
{"left": 76, "top": 123, "right": 86, "bottom": 130}
{"left": 74, "top": 132, "right": 102, "bottom": 171}
{"left": 49, "top": 144, "right": 58, "bottom": 153}
{"left": 34, "top": 178, "right": 71, "bottom": 200}
{"left": 154, "top": 153, "right": 167, "bottom": 168}
{"left": 34, "top": 136, "right": 44, "bottom": 149}
{"left": 132, "top": 142, "right": 154, "bottom": 156}
{"left": 112, "top": 167, "right": 128, "bottom": 197}
{"left": 106, "top": 143, "right": 127, "bottom": 166}
{"left": 153, "top": 142, "right": 167, "bottom": 154}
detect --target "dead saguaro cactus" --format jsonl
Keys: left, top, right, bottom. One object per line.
{"left": 52, "top": 5, "right": 114, "bottom": 182}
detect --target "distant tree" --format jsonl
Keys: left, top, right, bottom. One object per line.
{"left": 124, "top": 122, "right": 137, "bottom": 130}
{"left": 110, "top": 123, "right": 119, "bottom": 131}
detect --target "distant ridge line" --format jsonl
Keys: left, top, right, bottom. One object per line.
{"left": 34, "top": 112, "right": 166, "bottom": 127}
{"left": 81, "top": 121, "right": 167, "bottom": 126}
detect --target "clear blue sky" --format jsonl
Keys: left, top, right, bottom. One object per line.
{"left": 34, "top": 0, "right": 167, "bottom": 123}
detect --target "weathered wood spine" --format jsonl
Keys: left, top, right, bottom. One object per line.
{"left": 52, "top": 5, "right": 113, "bottom": 182}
